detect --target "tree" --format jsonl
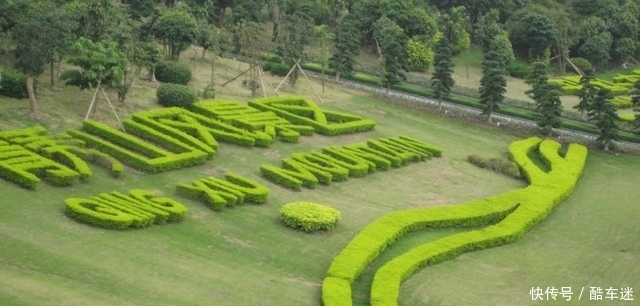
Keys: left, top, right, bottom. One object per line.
{"left": 439, "top": 6, "right": 470, "bottom": 55}
{"left": 615, "top": 38, "right": 637, "bottom": 68}
{"left": 329, "top": 14, "right": 361, "bottom": 81}
{"left": 475, "top": 9, "right": 503, "bottom": 52}
{"left": 479, "top": 50, "right": 506, "bottom": 123}
{"left": 536, "top": 85, "right": 563, "bottom": 136}
{"left": 588, "top": 88, "right": 619, "bottom": 151}
{"left": 60, "top": 37, "right": 129, "bottom": 115}
{"left": 525, "top": 62, "right": 549, "bottom": 107}
{"left": 122, "top": 0, "right": 158, "bottom": 20}
{"left": 275, "top": 10, "right": 313, "bottom": 86}
{"left": 520, "top": 12, "right": 556, "bottom": 60}
{"left": 629, "top": 80, "right": 640, "bottom": 133}
{"left": 11, "top": 1, "right": 76, "bottom": 114}
{"left": 431, "top": 37, "right": 455, "bottom": 108}
{"left": 374, "top": 17, "right": 409, "bottom": 94}
{"left": 575, "top": 68, "right": 596, "bottom": 118}
{"left": 577, "top": 16, "right": 612, "bottom": 70}
{"left": 195, "top": 19, "right": 215, "bottom": 58}
{"left": 153, "top": 10, "right": 198, "bottom": 59}
{"left": 490, "top": 33, "right": 515, "bottom": 69}
{"left": 314, "top": 24, "right": 334, "bottom": 93}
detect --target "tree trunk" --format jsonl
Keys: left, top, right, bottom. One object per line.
{"left": 210, "top": 55, "right": 216, "bottom": 86}
{"left": 150, "top": 66, "right": 157, "bottom": 83}
{"left": 272, "top": 0, "right": 280, "bottom": 42}
{"left": 374, "top": 38, "right": 383, "bottom": 63}
{"left": 50, "top": 61, "right": 55, "bottom": 87}
{"left": 26, "top": 75, "right": 38, "bottom": 114}
{"left": 91, "top": 82, "right": 102, "bottom": 115}
{"left": 335, "top": 71, "right": 341, "bottom": 82}
{"left": 487, "top": 112, "right": 493, "bottom": 123}
{"left": 321, "top": 66, "right": 325, "bottom": 93}
{"left": 604, "top": 142, "right": 610, "bottom": 152}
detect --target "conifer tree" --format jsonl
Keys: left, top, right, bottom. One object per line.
{"left": 537, "top": 85, "right": 564, "bottom": 136}
{"left": 479, "top": 50, "right": 506, "bottom": 123}
{"left": 431, "top": 37, "right": 455, "bottom": 108}
{"left": 588, "top": 88, "right": 619, "bottom": 151}
{"left": 575, "top": 68, "right": 596, "bottom": 118}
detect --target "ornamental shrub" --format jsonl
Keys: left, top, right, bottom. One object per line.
{"left": 0, "top": 69, "right": 35, "bottom": 99}
{"left": 506, "top": 61, "right": 531, "bottom": 79}
{"left": 270, "top": 63, "right": 290, "bottom": 76}
{"left": 155, "top": 60, "right": 192, "bottom": 85}
{"left": 280, "top": 201, "right": 341, "bottom": 232}
{"left": 566, "top": 57, "right": 592, "bottom": 74}
{"left": 156, "top": 83, "right": 198, "bottom": 108}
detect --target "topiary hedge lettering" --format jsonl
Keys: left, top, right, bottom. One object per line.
{"left": 154, "top": 60, "right": 192, "bottom": 85}
{"left": 175, "top": 172, "right": 270, "bottom": 211}
{"left": 260, "top": 135, "right": 442, "bottom": 191}
{"left": 64, "top": 189, "right": 187, "bottom": 230}
{"left": 280, "top": 201, "right": 341, "bottom": 232}
{"left": 321, "top": 137, "right": 588, "bottom": 306}
{"left": 248, "top": 96, "right": 376, "bottom": 136}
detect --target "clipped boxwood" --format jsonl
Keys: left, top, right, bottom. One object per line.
{"left": 280, "top": 201, "right": 341, "bottom": 232}
{"left": 0, "top": 69, "right": 35, "bottom": 99}
{"left": 156, "top": 83, "right": 198, "bottom": 108}
{"left": 155, "top": 60, "right": 192, "bottom": 85}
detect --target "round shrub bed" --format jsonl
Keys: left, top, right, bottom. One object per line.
{"left": 156, "top": 83, "right": 197, "bottom": 108}
{"left": 155, "top": 61, "right": 192, "bottom": 85}
{"left": 280, "top": 201, "right": 341, "bottom": 232}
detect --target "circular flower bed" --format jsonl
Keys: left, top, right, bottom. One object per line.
{"left": 280, "top": 201, "right": 341, "bottom": 232}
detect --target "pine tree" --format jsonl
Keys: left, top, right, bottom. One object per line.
{"left": 537, "top": 85, "right": 564, "bottom": 136}
{"left": 329, "top": 14, "right": 361, "bottom": 82}
{"left": 588, "top": 88, "right": 619, "bottom": 151}
{"left": 525, "top": 61, "right": 549, "bottom": 106}
{"left": 431, "top": 37, "right": 455, "bottom": 108}
{"left": 575, "top": 68, "right": 596, "bottom": 118}
{"left": 629, "top": 79, "right": 640, "bottom": 133}
{"left": 479, "top": 50, "right": 506, "bottom": 123}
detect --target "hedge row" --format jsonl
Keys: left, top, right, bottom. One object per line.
{"left": 549, "top": 75, "right": 630, "bottom": 101}
{"left": 67, "top": 120, "right": 208, "bottom": 173}
{"left": 0, "top": 144, "right": 80, "bottom": 189}
{"left": 64, "top": 189, "right": 187, "bottom": 230}
{"left": 260, "top": 135, "right": 442, "bottom": 191}
{"left": 175, "top": 172, "right": 269, "bottom": 211}
{"left": 280, "top": 201, "right": 341, "bottom": 232}
{"left": 248, "top": 96, "right": 376, "bottom": 136}
{"left": 321, "top": 137, "right": 588, "bottom": 306}
{"left": 191, "top": 100, "right": 311, "bottom": 143}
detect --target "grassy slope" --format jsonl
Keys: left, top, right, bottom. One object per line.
{"left": 0, "top": 50, "right": 638, "bottom": 306}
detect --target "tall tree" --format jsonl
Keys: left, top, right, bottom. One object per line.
{"left": 314, "top": 24, "right": 334, "bottom": 93}
{"left": 536, "top": 84, "right": 563, "bottom": 137}
{"left": 577, "top": 17, "right": 612, "bottom": 70}
{"left": 153, "top": 10, "right": 198, "bottom": 59}
{"left": 374, "top": 17, "right": 409, "bottom": 94}
{"left": 329, "top": 14, "right": 361, "bottom": 81}
{"left": 60, "top": 37, "right": 129, "bottom": 115}
{"left": 629, "top": 79, "right": 640, "bottom": 133}
{"left": 588, "top": 88, "right": 619, "bottom": 151}
{"left": 475, "top": 9, "right": 503, "bottom": 52}
{"left": 525, "top": 61, "right": 549, "bottom": 107}
{"left": 11, "top": 1, "right": 76, "bottom": 114}
{"left": 575, "top": 68, "right": 596, "bottom": 118}
{"left": 431, "top": 37, "right": 455, "bottom": 108}
{"left": 479, "top": 50, "right": 506, "bottom": 123}
{"left": 275, "top": 9, "right": 313, "bottom": 86}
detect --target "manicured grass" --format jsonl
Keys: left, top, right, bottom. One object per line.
{"left": 0, "top": 50, "right": 638, "bottom": 306}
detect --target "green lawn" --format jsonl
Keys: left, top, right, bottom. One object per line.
{"left": 0, "top": 54, "right": 638, "bottom": 306}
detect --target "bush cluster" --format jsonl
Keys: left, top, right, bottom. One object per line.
{"left": 65, "top": 189, "right": 187, "bottom": 230}
{"left": 175, "top": 172, "right": 270, "bottom": 211}
{"left": 280, "top": 202, "right": 341, "bottom": 232}
{"left": 566, "top": 57, "right": 592, "bottom": 73}
{"left": 505, "top": 61, "right": 531, "bottom": 79}
{"left": 467, "top": 154, "right": 522, "bottom": 179}
{"left": 155, "top": 60, "right": 192, "bottom": 85}
{"left": 322, "top": 137, "right": 589, "bottom": 306}
{"left": 157, "top": 83, "right": 198, "bottom": 108}
{"left": 0, "top": 69, "right": 35, "bottom": 99}
{"left": 260, "top": 135, "right": 442, "bottom": 191}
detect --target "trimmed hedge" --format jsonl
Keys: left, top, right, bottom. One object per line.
{"left": 155, "top": 60, "right": 192, "bottom": 85}
{"left": 157, "top": 83, "right": 198, "bottom": 108}
{"left": 0, "top": 143, "right": 80, "bottom": 189}
{"left": 249, "top": 96, "right": 376, "bottom": 136}
{"left": 67, "top": 120, "right": 208, "bottom": 173}
{"left": 467, "top": 154, "right": 522, "bottom": 179}
{"left": 321, "top": 137, "right": 588, "bottom": 306}
{"left": 175, "top": 172, "right": 270, "bottom": 211}
{"left": 0, "top": 69, "right": 35, "bottom": 99}
{"left": 65, "top": 189, "right": 187, "bottom": 230}
{"left": 280, "top": 201, "right": 341, "bottom": 232}
{"left": 260, "top": 136, "right": 441, "bottom": 191}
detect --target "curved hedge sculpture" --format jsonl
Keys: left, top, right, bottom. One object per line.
{"left": 65, "top": 189, "right": 187, "bottom": 230}
{"left": 280, "top": 201, "right": 341, "bottom": 232}
{"left": 321, "top": 137, "right": 588, "bottom": 306}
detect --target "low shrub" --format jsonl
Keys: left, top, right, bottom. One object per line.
{"left": 270, "top": 63, "right": 291, "bottom": 76}
{"left": 156, "top": 83, "right": 198, "bottom": 108}
{"left": 0, "top": 69, "right": 35, "bottom": 99}
{"left": 280, "top": 201, "right": 341, "bottom": 232}
{"left": 155, "top": 61, "right": 192, "bottom": 85}
{"left": 467, "top": 154, "right": 522, "bottom": 179}
{"left": 506, "top": 61, "right": 531, "bottom": 79}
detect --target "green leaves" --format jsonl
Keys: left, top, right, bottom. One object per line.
{"left": 280, "top": 202, "right": 341, "bottom": 232}
{"left": 61, "top": 37, "right": 129, "bottom": 89}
